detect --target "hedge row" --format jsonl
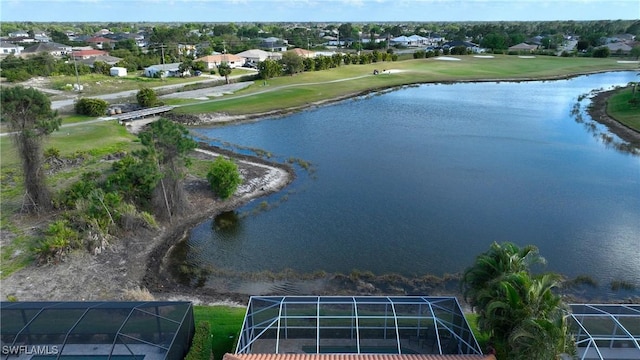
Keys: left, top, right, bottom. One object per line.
{"left": 185, "top": 321, "right": 213, "bottom": 360}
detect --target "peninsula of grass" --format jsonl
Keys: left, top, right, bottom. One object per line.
{"left": 607, "top": 86, "right": 640, "bottom": 132}
{"left": 173, "top": 55, "right": 638, "bottom": 115}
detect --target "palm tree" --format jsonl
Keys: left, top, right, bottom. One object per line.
{"left": 508, "top": 273, "right": 575, "bottom": 360}
{"left": 461, "top": 242, "right": 545, "bottom": 314}
{"left": 462, "top": 243, "right": 573, "bottom": 359}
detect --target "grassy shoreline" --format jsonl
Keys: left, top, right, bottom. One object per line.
{"left": 607, "top": 86, "right": 640, "bottom": 131}
{"left": 171, "top": 55, "right": 638, "bottom": 116}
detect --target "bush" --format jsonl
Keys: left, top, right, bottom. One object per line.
{"left": 593, "top": 47, "right": 610, "bottom": 58}
{"left": 33, "top": 220, "right": 80, "bottom": 263}
{"left": 75, "top": 98, "right": 109, "bottom": 117}
{"left": 136, "top": 87, "right": 158, "bottom": 107}
{"left": 3, "top": 69, "right": 31, "bottom": 82}
{"left": 185, "top": 321, "right": 212, "bottom": 360}
{"left": 206, "top": 157, "right": 242, "bottom": 199}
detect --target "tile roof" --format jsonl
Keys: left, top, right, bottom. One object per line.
{"left": 196, "top": 54, "right": 245, "bottom": 63}
{"left": 224, "top": 354, "right": 496, "bottom": 360}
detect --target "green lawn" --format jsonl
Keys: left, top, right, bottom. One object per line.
{"left": 174, "top": 56, "right": 638, "bottom": 115}
{"left": 607, "top": 86, "right": 640, "bottom": 131}
{"left": 194, "top": 305, "right": 246, "bottom": 360}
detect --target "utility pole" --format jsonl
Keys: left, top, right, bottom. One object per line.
{"left": 159, "top": 43, "right": 166, "bottom": 65}
{"left": 72, "top": 50, "right": 81, "bottom": 93}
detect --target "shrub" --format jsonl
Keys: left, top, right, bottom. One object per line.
{"left": 33, "top": 220, "right": 80, "bottom": 263}
{"left": 593, "top": 47, "right": 610, "bottom": 58}
{"left": 206, "top": 157, "right": 242, "bottom": 199}
{"left": 136, "top": 87, "right": 158, "bottom": 107}
{"left": 44, "top": 147, "right": 61, "bottom": 159}
{"left": 75, "top": 98, "right": 109, "bottom": 117}
{"left": 185, "top": 321, "right": 212, "bottom": 360}
{"left": 58, "top": 171, "right": 101, "bottom": 208}
{"left": 3, "top": 69, "right": 31, "bottom": 82}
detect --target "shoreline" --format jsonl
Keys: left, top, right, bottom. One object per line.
{"left": 2, "top": 72, "right": 639, "bottom": 305}
{"left": 585, "top": 88, "right": 640, "bottom": 147}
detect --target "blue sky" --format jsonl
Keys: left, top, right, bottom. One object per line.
{"left": 1, "top": 0, "right": 638, "bottom": 22}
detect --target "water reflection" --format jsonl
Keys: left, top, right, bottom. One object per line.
{"left": 213, "top": 211, "right": 242, "bottom": 236}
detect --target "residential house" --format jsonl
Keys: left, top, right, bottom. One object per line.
{"left": 442, "top": 41, "right": 484, "bottom": 53}
{"left": 64, "top": 30, "right": 77, "bottom": 41}
{"left": 603, "top": 42, "right": 633, "bottom": 54}
{"left": 78, "top": 55, "right": 123, "bottom": 67}
{"left": 607, "top": 33, "right": 636, "bottom": 43}
{"left": 392, "top": 35, "right": 431, "bottom": 47}
{"left": 95, "top": 29, "right": 112, "bottom": 36}
{"left": 6, "top": 36, "right": 36, "bottom": 44}
{"left": 8, "top": 31, "right": 29, "bottom": 38}
{"left": 508, "top": 42, "right": 538, "bottom": 52}
{"left": 259, "top": 37, "right": 288, "bottom": 52}
{"left": 72, "top": 49, "right": 108, "bottom": 60}
{"left": 33, "top": 30, "right": 50, "bottom": 42}
{"left": 178, "top": 44, "right": 197, "bottom": 57}
{"left": 236, "top": 49, "right": 282, "bottom": 64}
{"left": 288, "top": 48, "right": 315, "bottom": 58}
{"left": 86, "top": 36, "right": 116, "bottom": 50}
{"left": 195, "top": 54, "right": 246, "bottom": 69}
{"left": 143, "top": 63, "right": 184, "bottom": 78}
{"left": 323, "top": 36, "right": 347, "bottom": 47}
{"left": 21, "top": 42, "right": 72, "bottom": 57}
{"left": 0, "top": 41, "right": 24, "bottom": 56}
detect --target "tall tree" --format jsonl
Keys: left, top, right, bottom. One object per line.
{"left": 1, "top": 86, "right": 61, "bottom": 212}
{"left": 281, "top": 52, "right": 304, "bottom": 75}
{"left": 137, "top": 118, "right": 197, "bottom": 220}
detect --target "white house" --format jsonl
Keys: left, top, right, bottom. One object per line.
{"left": 235, "top": 49, "right": 281, "bottom": 64}
{"left": 195, "top": 54, "right": 246, "bottom": 69}
{"left": 110, "top": 67, "right": 128, "bottom": 77}
{"left": 0, "top": 41, "right": 24, "bottom": 56}
{"left": 143, "top": 63, "right": 184, "bottom": 78}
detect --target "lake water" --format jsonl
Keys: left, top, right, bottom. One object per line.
{"left": 179, "top": 71, "right": 640, "bottom": 294}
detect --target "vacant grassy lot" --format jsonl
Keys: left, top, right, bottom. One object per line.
{"left": 174, "top": 55, "right": 638, "bottom": 115}
{"left": 607, "top": 86, "right": 640, "bottom": 131}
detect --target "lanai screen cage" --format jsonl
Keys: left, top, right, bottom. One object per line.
{"left": 236, "top": 296, "right": 483, "bottom": 356}
{"left": 567, "top": 304, "right": 640, "bottom": 360}
{"left": 0, "top": 301, "right": 194, "bottom": 360}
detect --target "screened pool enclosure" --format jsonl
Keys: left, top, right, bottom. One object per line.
{"left": 236, "top": 296, "right": 484, "bottom": 355}
{"left": 567, "top": 304, "right": 640, "bottom": 360}
{"left": 0, "top": 301, "right": 194, "bottom": 360}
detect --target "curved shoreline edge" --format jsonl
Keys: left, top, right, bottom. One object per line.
{"left": 586, "top": 88, "right": 640, "bottom": 147}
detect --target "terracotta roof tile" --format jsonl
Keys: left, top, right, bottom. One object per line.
{"left": 224, "top": 354, "right": 496, "bottom": 360}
